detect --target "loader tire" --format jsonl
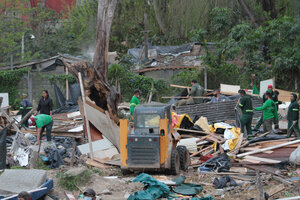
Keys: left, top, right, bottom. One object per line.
{"left": 177, "top": 145, "right": 190, "bottom": 170}
{"left": 170, "top": 149, "right": 180, "bottom": 175}
{"left": 121, "top": 169, "right": 131, "bottom": 175}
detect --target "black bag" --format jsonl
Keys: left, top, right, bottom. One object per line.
{"left": 0, "top": 128, "right": 7, "bottom": 169}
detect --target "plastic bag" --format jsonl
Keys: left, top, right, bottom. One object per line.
{"left": 289, "top": 145, "right": 300, "bottom": 165}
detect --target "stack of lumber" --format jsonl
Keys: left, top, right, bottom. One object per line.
{"left": 177, "top": 128, "right": 226, "bottom": 166}
{"left": 236, "top": 137, "right": 300, "bottom": 164}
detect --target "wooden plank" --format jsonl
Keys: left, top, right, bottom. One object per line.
{"left": 266, "top": 184, "right": 285, "bottom": 197}
{"left": 190, "top": 145, "right": 212, "bottom": 157}
{"left": 79, "top": 72, "right": 94, "bottom": 159}
{"left": 170, "top": 84, "right": 191, "bottom": 89}
{"left": 237, "top": 139, "right": 300, "bottom": 158}
{"left": 256, "top": 170, "right": 264, "bottom": 200}
{"left": 85, "top": 102, "right": 120, "bottom": 150}
{"left": 86, "top": 158, "right": 107, "bottom": 169}
{"left": 86, "top": 100, "right": 105, "bottom": 114}
{"left": 230, "top": 167, "right": 248, "bottom": 173}
{"left": 175, "top": 128, "right": 211, "bottom": 135}
{"left": 244, "top": 156, "right": 281, "bottom": 164}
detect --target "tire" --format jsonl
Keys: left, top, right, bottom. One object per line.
{"left": 170, "top": 149, "right": 180, "bottom": 175}
{"left": 121, "top": 169, "right": 131, "bottom": 175}
{"left": 177, "top": 145, "right": 191, "bottom": 170}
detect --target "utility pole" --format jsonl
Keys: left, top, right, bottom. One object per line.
{"left": 21, "top": 35, "right": 24, "bottom": 60}
{"left": 143, "top": 13, "right": 149, "bottom": 60}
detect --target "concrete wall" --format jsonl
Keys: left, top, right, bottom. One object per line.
{"left": 18, "top": 66, "right": 65, "bottom": 108}
{"left": 142, "top": 69, "right": 184, "bottom": 82}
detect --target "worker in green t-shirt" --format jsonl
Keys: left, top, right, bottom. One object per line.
{"left": 130, "top": 89, "right": 140, "bottom": 120}
{"left": 254, "top": 91, "right": 278, "bottom": 133}
{"left": 238, "top": 90, "right": 253, "bottom": 137}
{"left": 28, "top": 114, "right": 53, "bottom": 144}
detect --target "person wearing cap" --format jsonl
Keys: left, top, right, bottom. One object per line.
{"left": 175, "top": 80, "right": 205, "bottom": 106}
{"left": 253, "top": 85, "right": 279, "bottom": 130}
{"left": 83, "top": 188, "right": 96, "bottom": 200}
{"left": 17, "top": 94, "right": 33, "bottom": 128}
{"left": 238, "top": 90, "right": 253, "bottom": 137}
{"left": 254, "top": 91, "right": 278, "bottom": 133}
{"left": 17, "top": 191, "right": 32, "bottom": 200}
{"left": 130, "top": 89, "right": 140, "bottom": 121}
{"left": 287, "top": 93, "right": 300, "bottom": 137}
{"left": 210, "top": 88, "right": 230, "bottom": 103}
{"left": 28, "top": 114, "right": 53, "bottom": 144}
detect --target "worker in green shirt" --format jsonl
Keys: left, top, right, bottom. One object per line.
{"left": 175, "top": 80, "right": 204, "bottom": 106}
{"left": 253, "top": 85, "right": 279, "bottom": 130}
{"left": 254, "top": 92, "right": 278, "bottom": 133}
{"left": 238, "top": 90, "right": 253, "bottom": 137}
{"left": 287, "top": 93, "right": 300, "bottom": 137}
{"left": 28, "top": 114, "right": 53, "bottom": 144}
{"left": 130, "top": 89, "right": 140, "bottom": 120}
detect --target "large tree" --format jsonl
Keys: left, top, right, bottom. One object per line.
{"left": 65, "top": 0, "right": 120, "bottom": 123}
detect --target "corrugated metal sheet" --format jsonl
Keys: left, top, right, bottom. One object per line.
{"left": 176, "top": 98, "right": 262, "bottom": 123}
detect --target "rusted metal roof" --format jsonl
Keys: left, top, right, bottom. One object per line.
{"left": 135, "top": 66, "right": 197, "bottom": 73}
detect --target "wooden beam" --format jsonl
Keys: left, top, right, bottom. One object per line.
{"left": 175, "top": 128, "right": 211, "bottom": 135}
{"left": 237, "top": 139, "right": 300, "bottom": 158}
{"left": 256, "top": 170, "right": 264, "bottom": 200}
{"left": 79, "top": 72, "right": 94, "bottom": 159}
{"left": 243, "top": 156, "right": 281, "bottom": 164}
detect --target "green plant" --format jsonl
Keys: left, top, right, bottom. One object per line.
{"left": 0, "top": 67, "right": 29, "bottom": 109}
{"left": 108, "top": 64, "right": 169, "bottom": 102}
{"left": 91, "top": 168, "right": 102, "bottom": 176}
{"left": 57, "top": 170, "right": 91, "bottom": 191}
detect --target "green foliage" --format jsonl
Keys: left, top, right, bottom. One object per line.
{"left": 0, "top": 68, "right": 29, "bottom": 108}
{"left": 208, "top": 7, "right": 234, "bottom": 39}
{"left": 57, "top": 170, "right": 91, "bottom": 191}
{"left": 91, "top": 168, "right": 102, "bottom": 176}
{"left": 188, "top": 29, "right": 207, "bottom": 43}
{"left": 108, "top": 64, "right": 169, "bottom": 102}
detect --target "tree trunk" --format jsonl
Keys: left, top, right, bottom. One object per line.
{"left": 152, "top": 0, "right": 168, "bottom": 35}
{"left": 93, "top": 0, "right": 117, "bottom": 81}
{"left": 64, "top": 0, "right": 120, "bottom": 124}
{"left": 238, "top": 0, "right": 257, "bottom": 26}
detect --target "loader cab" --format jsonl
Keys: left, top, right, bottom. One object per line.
{"left": 133, "top": 104, "right": 171, "bottom": 135}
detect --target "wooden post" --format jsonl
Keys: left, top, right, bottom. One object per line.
{"left": 204, "top": 65, "right": 207, "bottom": 90}
{"left": 78, "top": 72, "right": 94, "bottom": 159}
{"left": 256, "top": 170, "right": 264, "bottom": 200}
{"left": 70, "top": 138, "right": 76, "bottom": 166}
{"left": 66, "top": 67, "right": 69, "bottom": 100}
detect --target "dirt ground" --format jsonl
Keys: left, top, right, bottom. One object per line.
{"left": 46, "top": 165, "right": 300, "bottom": 200}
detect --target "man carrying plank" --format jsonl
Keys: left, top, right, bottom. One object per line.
{"left": 175, "top": 80, "right": 204, "bottom": 106}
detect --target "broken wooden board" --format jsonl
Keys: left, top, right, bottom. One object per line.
{"left": 237, "top": 139, "right": 300, "bottom": 158}
{"left": 243, "top": 156, "right": 281, "bottom": 164}
{"left": 84, "top": 100, "right": 120, "bottom": 150}
{"left": 104, "top": 158, "right": 121, "bottom": 167}
{"left": 86, "top": 158, "right": 107, "bottom": 169}
{"left": 67, "top": 111, "right": 81, "bottom": 119}
{"left": 266, "top": 184, "right": 285, "bottom": 197}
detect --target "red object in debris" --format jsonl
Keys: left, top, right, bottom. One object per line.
{"left": 199, "top": 155, "right": 213, "bottom": 163}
